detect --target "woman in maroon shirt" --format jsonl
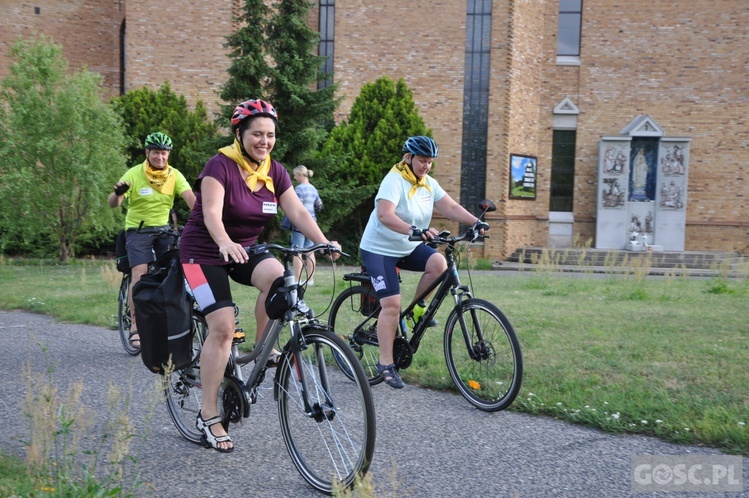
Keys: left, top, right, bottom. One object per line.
{"left": 180, "top": 99, "right": 338, "bottom": 453}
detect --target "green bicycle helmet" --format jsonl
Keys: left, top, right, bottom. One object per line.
{"left": 144, "top": 132, "right": 173, "bottom": 150}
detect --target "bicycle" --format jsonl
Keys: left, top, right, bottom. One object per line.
{"left": 163, "top": 243, "right": 376, "bottom": 495}
{"left": 329, "top": 199, "right": 523, "bottom": 412}
{"left": 117, "top": 225, "right": 180, "bottom": 356}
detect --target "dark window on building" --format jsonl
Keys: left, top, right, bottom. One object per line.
{"left": 318, "top": 0, "right": 334, "bottom": 89}
{"left": 557, "top": 0, "right": 582, "bottom": 56}
{"left": 549, "top": 130, "right": 576, "bottom": 211}
{"left": 460, "top": 0, "right": 492, "bottom": 216}
{"left": 119, "top": 20, "right": 126, "bottom": 95}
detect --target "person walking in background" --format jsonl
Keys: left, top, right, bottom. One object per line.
{"left": 290, "top": 165, "right": 323, "bottom": 285}
{"left": 178, "top": 99, "right": 338, "bottom": 453}
{"left": 359, "top": 136, "right": 488, "bottom": 389}
{"left": 108, "top": 132, "right": 196, "bottom": 349}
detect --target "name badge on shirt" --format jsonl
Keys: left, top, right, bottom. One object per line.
{"left": 262, "top": 201, "right": 278, "bottom": 214}
{"left": 140, "top": 187, "right": 153, "bottom": 196}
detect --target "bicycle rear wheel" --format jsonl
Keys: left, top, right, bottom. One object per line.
{"left": 117, "top": 274, "right": 140, "bottom": 356}
{"left": 277, "top": 325, "right": 376, "bottom": 494}
{"left": 444, "top": 298, "right": 523, "bottom": 412}
{"left": 329, "top": 285, "right": 383, "bottom": 385}
{"left": 164, "top": 312, "right": 209, "bottom": 443}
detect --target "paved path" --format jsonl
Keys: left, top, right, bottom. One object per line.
{"left": 0, "top": 310, "right": 745, "bottom": 497}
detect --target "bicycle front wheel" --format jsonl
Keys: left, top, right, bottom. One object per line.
{"left": 164, "top": 312, "right": 209, "bottom": 443}
{"left": 117, "top": 274, "right": 139, "bottom": 356}
{"left": 277, "top": 325, "right": 376, "bottom": 494}
{"left": 329, "top": 285, "right": 383, "bottom": 385}
{"left": 444, "top": 298, "right": 523, "bottom": 412}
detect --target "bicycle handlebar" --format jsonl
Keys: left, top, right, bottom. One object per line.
{"left": 244, "top": 242, "right": 350, "bottom": 259}
{"left": 407, "top": 221, "right": 489, "bottom": 245}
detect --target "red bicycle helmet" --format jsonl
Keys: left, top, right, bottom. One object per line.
{"left": 231, "top": 99, "right": 278, "bottom": 133}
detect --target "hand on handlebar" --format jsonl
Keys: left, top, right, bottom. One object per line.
{"left": 219, "top": 240, "right": 249, "bottom": 264}
{"left": 322, "top": 241, "right": 342, "bottom": 261}
{"left": 468, "top": 220, "right": 490, "bottom": 242}
{"left": 409, "top": 226, "right": 437, "bottom": 242}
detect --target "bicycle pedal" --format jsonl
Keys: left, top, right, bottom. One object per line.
{"left": 233, "top": 328, "right": 246, "bottom": 343}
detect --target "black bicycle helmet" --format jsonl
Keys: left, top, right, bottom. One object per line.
{"left": 402, "top": 136, "right": 439, "bottom": 158}
{"left": 144, "top": 132, "right": 173, "bottom": 150}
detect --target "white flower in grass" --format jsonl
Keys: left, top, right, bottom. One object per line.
{"left": 655, "top": 420, "right": 662, "bottom": 424}
{"left": 527, "top": 392, "right": 535, "bottom": 397}
{"left": 611, "top": 412, "right": 620, "bottom": 420}
{"left": 604, "top": 401, "right": 609, "bottom": 405}
{"left": 684, "top": 427, "right": 690, "bottom": 431}
{"left": 641, "top": 420, "right": 648, "bottom": 425}
{"left": 738, "top": 422, "right": 745, "bottom": 427}
{"left": 556, "top": 402, "right": 562, "bottom": 406}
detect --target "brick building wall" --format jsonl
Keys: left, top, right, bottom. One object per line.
{"left": 537, "top": 0, "right": 749, "bottom": 254}
{"left": 332, "top": 0, "right": 468, "bottom": 210}
{"left": 0, "top": 0, "right": 124, "bottom": 98}
{"left": 124, "top": 0, "right": 234, "bottom": 111}
{"left": 2, "top": 1, "right": 747, "bottom": 257}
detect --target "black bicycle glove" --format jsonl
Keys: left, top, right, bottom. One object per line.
{"left": 475, "top": 221, "right": 490, "bottom": 232}
{"left": 409, "top": 226, "right": 427, "bottom": 238}
{"left": 114, "top": 183, "right": 130, "bottom": 196}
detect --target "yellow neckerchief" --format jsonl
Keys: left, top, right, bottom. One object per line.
{"left": 218, "top": 139, "right": 274, "bottom": 194}
{"left": 143, "top": 160, "right": 176, "bottom": 195}
{"left": 391, "top": 161, "right": 432, "bottom": 199}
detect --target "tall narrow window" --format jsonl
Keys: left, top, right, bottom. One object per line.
{"left": 460, "top": 0, "right": 492, "bottom": 216}
{"left": 318, "top": 0, "right": 335, "bottom": 89}
{"left": 557, "top": 0, "right": 582, "bottom": 57}
{"left": 549, "top": 130, "right": 576, "bottom": 212}
{"left": 119, "top": 20, "right": 126, "bottom": 95}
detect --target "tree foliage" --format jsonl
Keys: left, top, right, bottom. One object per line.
{"left": 264, "top": 0, "right": 338, "bottom": 166}
{"left": 109, "top": 82, "right": 218, "bottom": 186}
{"left": 315, "top": 76, "right": 431, "bottom": 252}
{"left": 220, "top": 0, "right": 339, "bottom": 166}
{"left": 219, "top": 0, "right": 270, "bottom": 122}
{"left": 0, "top": 36, "right": 127, "bottom": 260}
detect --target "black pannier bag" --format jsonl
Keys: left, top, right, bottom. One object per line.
{"left": 132, "top": 250, "right": 193, "bottom": 374}
{"left": 115, "top": 229, "right": 129, "bottom": 273}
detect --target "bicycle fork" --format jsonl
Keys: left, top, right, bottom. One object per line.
{"left": 280, "top": 321, "right": 336, "bottom": 422}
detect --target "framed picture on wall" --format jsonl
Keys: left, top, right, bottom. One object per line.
{"left": 509, "top": 154, "right": 537, "bottom": 200}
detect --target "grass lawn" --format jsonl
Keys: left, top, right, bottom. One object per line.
{"left": 0, "top": 256, "right": 747, "bottom": 456}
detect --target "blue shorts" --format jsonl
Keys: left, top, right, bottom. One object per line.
{"left": 360, "top": 244, "right": 437, "bottom": 299}
{"left": 182, "top": 251, "right": 276, "bottom": 316}
{"left": 125, "top": 226, "right": 171, "bottom": 267}
{"left": 291, "top": 229, "right": 313, "bottom": 249}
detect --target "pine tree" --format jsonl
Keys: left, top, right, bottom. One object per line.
{"left": 219, "top": 0, "right": 271, "bottom": 121}
{"left": 219, "top": 0, "right": 338, "bottom": 166}
{"left": 264, "top": 0, "right": 338, "bottom": 165}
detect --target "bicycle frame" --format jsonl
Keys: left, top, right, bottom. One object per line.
{"left": 225, "top": 243, "right": 337, "bottom": 414}
{"left": 166, "top": 242, "right": 376, "bottom": 493}
{"left": 398, "top": 240, "right": 471, "bottom": 355}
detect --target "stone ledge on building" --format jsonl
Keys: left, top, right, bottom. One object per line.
{"left": 498, "top": 247, "right": 748, "bottom": 277}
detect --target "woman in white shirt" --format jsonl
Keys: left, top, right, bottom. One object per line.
{"left": 359, "top": 136, "right": 488, "bottom": 388}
